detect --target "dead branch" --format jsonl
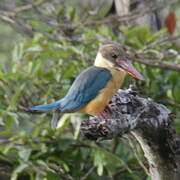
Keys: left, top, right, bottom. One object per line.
{"left": 133, "top": 58, "right": 180, "bottom": 72}
{"left": 81, "top": 88, "right": 179, "bottom": 179}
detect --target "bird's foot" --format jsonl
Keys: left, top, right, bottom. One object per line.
{"left": 99, "top": 111, "right": 109, "bottom": 120}
{"left": 105, "top": 104, "right": 113, "bottom": 114}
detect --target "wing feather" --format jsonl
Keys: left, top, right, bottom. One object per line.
{"left": 60, "top": 66, "right": 112, "bottom": 112}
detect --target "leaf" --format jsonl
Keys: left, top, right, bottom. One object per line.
{"left": 93, "top": 148, "right": 106, "bottom": 176}
{"left": 7, "top": 83, "right": 25, "bottom": 111}
{"left": 12, "top": 42, "right": 24, "bottom": 61}
{"left": 11, "top": 163, "right": 29, "bottom": 180}
{"left": 4, "top": 112, "right": 19, "bottom": 130}
{"left": 173, "top": 85, "right": 180, "bottom": 102}
{"left": 56, "top": 114, "right": 71, "bottom": 131}
{"left": 26, "top": 44, "right": 42, "bottom": 52}
{"left": 165, "top": 11, "right": 176, "bottom": 35}
{"left": 147, "top": 29, "right": 166, "bottom": 43}
{"left": 71, "top": 114, "right": 82, "bottom": 139}
{"left": 18, "top": 147, "right": 32, "bottom": 162}
{"left": 123, "top": 26, "right": 152, "bottom": 48}
{"left": 167, "top": 89, "right": 174, "bottom": 100}
{"left": 93, "top": 147, "right": 131, "bottom": 176}
{"left": 70, "top": 7, "right": 78, "bottom": 22}
{"left": 46, "top": 172, "right": 60, "bottom": 180}
{"left": 98, "top": 25, "right": 113, "bottom": 37}
{"left": 73, "top": 120, "right": 81, "bottom": 139}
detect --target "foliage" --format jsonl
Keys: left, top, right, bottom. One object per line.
{"left": 0, "top": 1, "right": 180, "bottom": 179}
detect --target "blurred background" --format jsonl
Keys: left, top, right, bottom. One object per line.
{"left": 0, "top": 0, "right": 180, "bottom": 179}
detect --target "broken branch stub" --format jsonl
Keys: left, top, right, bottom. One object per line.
{"left": 81, "top": 88, "right": 171, "bottom": 140}
{"left": 81, "top": 88, "right": 178, "bottom": 179}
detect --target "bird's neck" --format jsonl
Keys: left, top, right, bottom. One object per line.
{"left": 94, "top": 52, "right": 114, "bottom": 69}
{"left": 94, "top": 52, "right": 125, "bottom": 73}
{"left": 94, "top": 52, "right": 126, "bottom": 86}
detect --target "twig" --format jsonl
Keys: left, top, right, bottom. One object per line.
{"left": 133, "top": 58, "right": 180, "bottom": 72}
{"left": 113, "top": 163, "right": 146, "bottom": 178}
{"left": 111, "top": 138, "right": 119, "bottom": 153}
{"left": 126, "top": 134, "right": 150, "bottom": 176}
{"left": 14, "top": 0, "right": 45, "bottom": 14}
{"left": 2, "top": 0, "right": 46, "bottom": 17}
{"left": 0, "top": 0, "right": 178, "bottom": 30}
{"left": 143, "top": 35, "right": 180, "bottom": 50}
{"left": 159, "top": 100, "right": 180, "bottom": 109}
{"left": 47, "top": 0, "right": 178, "bottom": 29}
{"left": 80, "top": 166, "right": 96, "bottom": 180}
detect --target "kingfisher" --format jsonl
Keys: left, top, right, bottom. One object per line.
{"left": 27, "top": 43, "right": 144, "bottom": 129}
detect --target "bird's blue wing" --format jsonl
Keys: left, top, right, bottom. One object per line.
{"left": 60, "top": 66, "right": 112, "bottom": 112}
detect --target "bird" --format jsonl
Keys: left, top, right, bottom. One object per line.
{"left": 27, "top": 43, "right": 144, "bottom": 129}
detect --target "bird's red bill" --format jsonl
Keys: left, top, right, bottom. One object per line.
{"left": 116, "top": 59, "right": 144, "bottom": 80}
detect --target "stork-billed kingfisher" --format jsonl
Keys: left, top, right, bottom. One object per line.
{"left": 27, "top": 43, "right": 144, "bottom": 129}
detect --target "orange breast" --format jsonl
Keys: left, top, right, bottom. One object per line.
{"left": 77, "top": 69, "right": 126, "bottom": 115}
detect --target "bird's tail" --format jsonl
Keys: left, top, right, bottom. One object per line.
{"left": 51, "top": 110, "right": 61, "bottom": 130}
{"left": 27, "top": 102, "right": 59, "bottom": 111}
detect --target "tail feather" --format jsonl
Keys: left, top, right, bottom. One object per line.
{"left": 51, "top": 110, "right": 61, "bottom": 130}
{"left": 28, "top": 102, "right": 59, "bottom": 111}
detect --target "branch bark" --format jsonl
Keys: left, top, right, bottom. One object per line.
{"left": 133, "top": 57, "right": 180, "bottom": 72}
{"left": 81, "top": 88, "right": 179, "bottom": 179}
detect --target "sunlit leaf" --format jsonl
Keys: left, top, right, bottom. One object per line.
{"left": 11, "top": 163, "right": 29, "bottom": 180}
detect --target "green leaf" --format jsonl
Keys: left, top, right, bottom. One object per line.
{"left": 7, "top": 83, "right": 25, "bottom": 111}
{"left": 26, "top": 44, "right": 42, "bottom": 52}
{"left": 71, "top": 114, "right": 82, "bottom": 139}
{"left": 46, "top": 172, "right": 60, "bottom": 180}
{"left": 93, "top": 148, "right": 106, "bottom": 176}
{"left": 12, "top": 42, "right": 24, "bottom": 61}
{"left": 173, "top": 85, "right": 180, "bottom": 102}
{"left": 93, "top": 147, "right": 131, "bottom": 176}
{"left": 18, "top": 147, "right": 32, "bottom": 162}
{"left": 56, "top": 114, "right": 71, "bottom": 132}
{"left": 11, "top": 163, "right": 29, "bottom": 180}
{"left": 147, "top": 28, "right": 166, "bottom": 43}
{"left": 4, "top": 112, "right": 19, "bottom": 130}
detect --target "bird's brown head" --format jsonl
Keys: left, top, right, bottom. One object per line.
{"left": 95, "top": 43, "right": 144, "bottom": 80}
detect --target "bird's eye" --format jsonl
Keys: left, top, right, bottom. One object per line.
{"left": 112, "top": 54, "right": 117, "bottom": 58}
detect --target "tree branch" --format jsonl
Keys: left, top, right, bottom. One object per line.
{"left": 13, "top": 0, "right": 45, "bottom": 15}
{"left": 0, "top": 0, "right": 178, "bottom": 35}
{"left": 81, "top": 88, "right": 179, "bottom": 179}
{"left": 133, "top": 58, "right": 180, "bottom": 72}
{"left": 0, "top": 0, "right": 46, "bottom": 17}
{"left": 51, "top": 0, "right": 178, "bottom": 29}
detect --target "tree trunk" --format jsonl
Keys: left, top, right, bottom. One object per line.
{"left": 114, "top": 0, "right": 171, "bottom": 31}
